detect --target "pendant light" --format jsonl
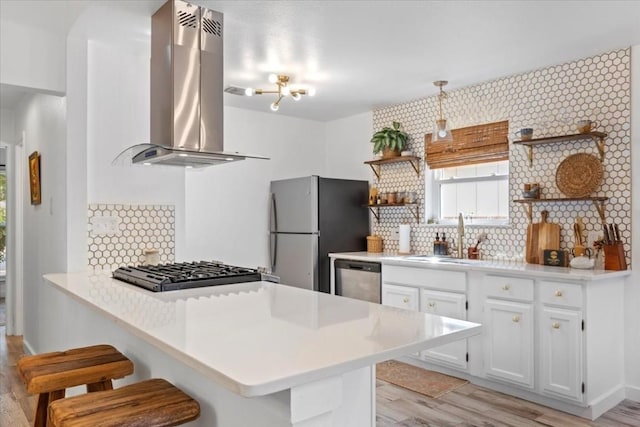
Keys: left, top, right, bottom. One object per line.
{"left": 432, "top": 80, "right": 453, "bottom": 142}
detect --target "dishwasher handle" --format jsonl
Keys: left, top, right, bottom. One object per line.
{"left": 334, "top": 259, "right": 381, "bottom": 273}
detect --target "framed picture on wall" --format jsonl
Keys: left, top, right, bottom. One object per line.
{"left": 29, "top": 151, "right": 41, "bottom": 205}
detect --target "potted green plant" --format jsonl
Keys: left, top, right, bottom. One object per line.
{"left": 370, "top": 121, "right": 409, "bottom": 158}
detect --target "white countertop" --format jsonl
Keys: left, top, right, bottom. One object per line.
{"left": 43, "top": 272, "right": 481, "bottom": 397}
{"left": 329, "top": 252, "right": 630, "bottom": 281}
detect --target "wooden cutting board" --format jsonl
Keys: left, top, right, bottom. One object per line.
{"left": 525, "top": 221, "right": 539, "bottom": 264}
{"left": 537, "top": 211, "right": 561, "bottom": 264}
{"left": 525, "top": 211, "right": 560, "bottom": 264}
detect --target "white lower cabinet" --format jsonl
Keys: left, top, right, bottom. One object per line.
{"left": 381, "top": 283, "right": 419, "bottom": 311}
{"left": 370, "top": 261, "right": 625, "bottom": 417}
{"left": 420, "top": 290, "right": 467, "bottom": 369}
{"left": 539, "top": 306, "right": 583, "bottom": 401}
{"left": 538, "top": 280, "right": 584, "bottom": 403}
{"left": 483, "top": 298, "right": 534, "bottom": 388}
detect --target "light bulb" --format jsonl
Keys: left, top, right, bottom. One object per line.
{"left": 281, "top": 86, "right": 290, "bottom": 96}
{"left": 291, "top": 92, "right": 301, "bottom": 101}
{"left": 268, "top": 74, "right": 278, "bottom": 83}
{"left": 270, "top": 102, "right": 279, "bottom": 112}
{"left": 307, "top": 87, "right": 316, "bottom": 97}
{"left": 244, "top": 87, "right": 254, "bottom": 96}
{"left": 438, "top": 129, "right": 447, "bottom": 138}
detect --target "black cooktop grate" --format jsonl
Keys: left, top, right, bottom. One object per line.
{"left": 113, "top": 261, "right": 263, "bottom": 292}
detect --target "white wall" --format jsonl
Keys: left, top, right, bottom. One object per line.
{"left": 0, "top": 20, "right": 66, "bottom": 94}
{"left": 65, "top": 36, "right": 88, "bottom": 272}
{"left": 0, "top": 108, "right": 16, "bottom": 143}
{"left": 85, "top": 40, "right": 186, "bottom": 260}
{"left": 324, "top": 111, "right": 374, "bottom": 182}
{"left": 183, "top": 106, "right": 325, "bottom": 268}
{"left": 16, "top": 93, "right": 67, "bottom": 352}
{"left": 626, "top": 44, "right": 640, "bottom": 400}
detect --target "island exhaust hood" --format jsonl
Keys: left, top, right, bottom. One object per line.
{"left": 127, "top": 0, "right": 267, "bottom": 167}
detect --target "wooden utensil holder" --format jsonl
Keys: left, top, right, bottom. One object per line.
{"left": 603, "top": 243, "right": 627, "bottom": 271}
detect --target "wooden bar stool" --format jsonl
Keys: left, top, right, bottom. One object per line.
{"left": 48, "top": 378, "right": 201, "bottom": 427}
{"left": 17, "top": 344, "right": 134, "bottom": 427}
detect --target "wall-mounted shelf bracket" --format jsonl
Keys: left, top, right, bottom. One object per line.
{"left": 365, "top": 203, "right": 419, "bottom": 224}
{"left": 364, "top": 156, "right": 420, "bottom": 180}
{"left": 513, "top": 132, "right": 607, "bottom": 167}
{"left": 513, "top": 197, "right": 609, "bottom": 224}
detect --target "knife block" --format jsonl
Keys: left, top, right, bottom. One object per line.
{"left": 603, "top": 243, "right": 627, "bottom": 271}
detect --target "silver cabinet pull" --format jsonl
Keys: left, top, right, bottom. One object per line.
{"left": 403, "top": 297, "right": 409, "bottom": 303}
{"left": 502, "top": 284, "right": 511, "bottom": 291}
{"left": 552, "top": 322, "right": 560, "bottom": 329}
{"left": 512, "top": 315, "right": 520, "bottom": 323}
{"left": 554, "top": 290, "right": 563, "bottom": 297}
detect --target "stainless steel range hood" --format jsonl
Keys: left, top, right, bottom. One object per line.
{"left": 128, "top": 0, "right": 267, "bottom": 167}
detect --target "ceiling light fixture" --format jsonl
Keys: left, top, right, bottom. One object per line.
{"left": 432, "top": 80, "right": 453, "bottom": 143}
{"left": 245, "top": 74, "right": 315, "bottom": 112}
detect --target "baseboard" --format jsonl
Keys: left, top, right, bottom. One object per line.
{"left": 589, "top": 386, "right": 626, "bottom": 420}
{"left": 22, "top": 338, "right": 35, "bottom": 356}
{"left": 626, "top": 385, "right": 640, "bottom": 402}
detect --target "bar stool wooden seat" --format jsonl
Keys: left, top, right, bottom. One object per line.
{"left": 48, "top": 378, "right": 201, "bottom": 427}
{"left": 17, "top": 344, "right": 134, "bottom": 427}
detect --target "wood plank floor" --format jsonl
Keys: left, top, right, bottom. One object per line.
{"left": 1, "top": 325, "right": 638, "bottom": 426}
{"left": 377, "top": 378, "right": 640, "bottom": 427}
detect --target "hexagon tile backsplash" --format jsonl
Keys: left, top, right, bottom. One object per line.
{"left": 88, "top": 204, "right": 175, "bottom": 270}
{"left": 372, "top": 48, "right": 631, "bottom": 266}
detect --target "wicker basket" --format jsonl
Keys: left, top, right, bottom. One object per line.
{"left": 556, "top": 153, "right": 603, "bottom": 197}
{"left": 367, "top": 235, "right": 383, "bottom": 253}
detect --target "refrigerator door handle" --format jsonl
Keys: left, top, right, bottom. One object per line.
{"left": 270, "top": 192, "right": 278, "bottom": 233}
{"left": 270, "top": 233, "right": 277, "bottom": 271}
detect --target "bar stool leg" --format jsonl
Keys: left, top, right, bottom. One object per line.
{"left": 86, "top": 379, "right": 114, "bottom": 392}
{"left": 35, "top": 390, "right": 65, "bottom": 427}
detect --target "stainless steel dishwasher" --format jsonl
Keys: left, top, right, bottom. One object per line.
{"left": 334, "top": 259, "right": 381, "bottom": 303}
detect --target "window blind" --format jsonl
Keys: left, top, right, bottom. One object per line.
{"left": 425, "top": 120, "right": 509, "bottom": 169}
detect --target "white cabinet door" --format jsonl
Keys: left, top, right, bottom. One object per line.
{"left": 483, "top": 299, "right": 534, "bottom": 388}
{"left": 381, "top": 283, "right": 419, "bottom": 311}
{"left": 539, "top": 306, "right": 583, "bottom": 402}
{"left": 420, "top": 290, "right": 467, "bottom": 369}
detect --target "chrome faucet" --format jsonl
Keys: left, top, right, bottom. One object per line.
{"left": 457, "top": 213, "right": 465, "bottom": 258}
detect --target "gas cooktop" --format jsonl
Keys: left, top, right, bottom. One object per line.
{"left": 113, "top": 261, "right": 264, "bottom": 292}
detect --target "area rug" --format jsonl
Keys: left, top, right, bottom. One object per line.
{"left": 376, "top": 360, "right": 468, "bottom": 398}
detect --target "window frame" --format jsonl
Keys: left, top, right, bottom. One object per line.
{"left": 426, "top": 162, "right": 510, "bottom": 226}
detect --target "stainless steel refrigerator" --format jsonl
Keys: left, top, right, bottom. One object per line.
{"left": 269, "top": 176, "right": 370, "bottom": 293}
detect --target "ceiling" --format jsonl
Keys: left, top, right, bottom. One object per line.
{"left": 1, "top": 1, "right": 639, "bottom": 121}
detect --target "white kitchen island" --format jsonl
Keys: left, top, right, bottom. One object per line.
{"left": 42, "top": 272, "right": 481, "bottom": 427}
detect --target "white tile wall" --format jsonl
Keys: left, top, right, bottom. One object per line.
{"left": 87, "top": 204, "right": 175, "bottom": 270}
{"left": 372, "top": 49, "right": 631, "bottom": 266}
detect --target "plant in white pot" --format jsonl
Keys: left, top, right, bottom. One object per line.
{"left": 370, "top": 121, "right": 409, "bottom": 159}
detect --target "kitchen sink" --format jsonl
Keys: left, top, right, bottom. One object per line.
{"left": 402, "top": 255, "right": 475, "bottom": 265}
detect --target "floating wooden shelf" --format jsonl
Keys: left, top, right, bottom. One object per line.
{"left": 513, "top": 132, "right": 606, "bottom": 166}
{"left": 364, "top": 156, "right": 420, "bottom": 180}
{"left": 513, "top": 197, "right": 608, "bottom": 224}
{"left": 365, "top": 203, "right": 419, "bottom": 223}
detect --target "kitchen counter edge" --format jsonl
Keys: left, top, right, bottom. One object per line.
{"left": 329, "top": 252, "right": 630, "bottom": 282}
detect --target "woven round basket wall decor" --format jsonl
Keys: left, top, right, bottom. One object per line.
{"left": 555, "top": 153, "right": 603, "bottom": 198}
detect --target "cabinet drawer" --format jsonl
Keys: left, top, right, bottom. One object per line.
{"left": 483, "top": 275, "right": 533, "bottom": 302}
{"left": 383, "top": 265, "right": 466, "bottom": 292}
{"left": 382, "top": 283, "right": 419, "bottom": 311}
{"left": 539, "top": 281, "right": 582, "bottom": 308}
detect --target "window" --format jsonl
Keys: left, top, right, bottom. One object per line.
{"left": 427, "top": 160, "right": 509, "bottom": 225}
{"left": 424, "top": 120, "right": 510, "bottom": 225}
